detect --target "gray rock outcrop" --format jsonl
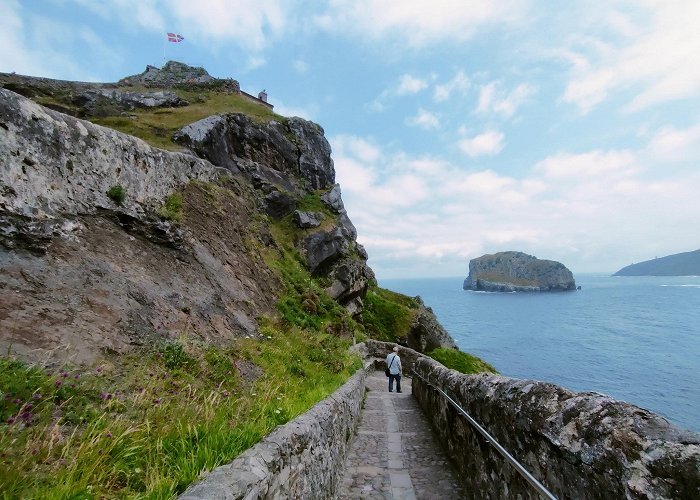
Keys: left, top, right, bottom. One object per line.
{"left": 173, "top": 113, "right": 335, "bottom": 192}
{"left": 463, "top": 251, "right": 576, "bottom": 292}
{"left": 119, "top": 61, "right": 221, "bottom": 87}
{"left": 72, "top": 89, "right": 188, "bottom": 116}
{"left": 407, "top": 300, "right": 458, "bottom": 352}
{"left": 294, "top": 210, "right": 324, "bottom": 228}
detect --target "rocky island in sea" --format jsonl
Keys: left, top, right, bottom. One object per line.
{"left": 463, "top": 251, "right": 577, "bottom": 292}
{"left": 613, "top": 248, "right": 700, "bottom": 276}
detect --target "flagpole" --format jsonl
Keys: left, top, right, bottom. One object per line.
{"left": 162, "top": 34, "right": 166, "bottom": 66}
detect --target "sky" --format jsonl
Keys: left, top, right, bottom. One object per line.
{"left": 2, "top": 1, "right": 700, "bottom": 278}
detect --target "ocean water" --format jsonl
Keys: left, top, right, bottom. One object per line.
{"left": 380, "top": 274, "right": 700, "bottom": 433}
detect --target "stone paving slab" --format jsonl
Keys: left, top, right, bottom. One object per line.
{"left": 337, "top": 372, "right": 467, "bottom": 499}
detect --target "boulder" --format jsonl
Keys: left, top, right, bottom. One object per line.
{"left": 321, "top": 184, "right": 344, "bottom": 213}
{"left": 294, "top": 210, "right": 324, "bottom": 228}
{"left": 264, "top": 190, "right": 296, "bottom": 219}
{"left": 304, "top": 227, "right": 350, "bottom": 274}
{"left": 463, "top": 251, "right": 576, "bottom": 292}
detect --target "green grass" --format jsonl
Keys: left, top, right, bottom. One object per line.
{"left": 427, "top": 347, "right": 498, "bottom": 374}
{"left": 0, "top": 328, "right": 361, "bottom": 498}
{"left": 90, "top": 89, "right": 284, "bottom": 150}
{"left": 157, "top": 192, "right": 184, "bottom": 222}
{"left": 473, "top": 272, "right": 539, "bottom": 287}
{"left": 362, "top": 285, "right": 419, "bottom": 343}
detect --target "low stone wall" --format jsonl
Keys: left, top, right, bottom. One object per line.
{"left": 179, "top": 367, "right": 367, "bottom": 499}
{"left": 412, "top": 356, "right": 700, "bottom": 499}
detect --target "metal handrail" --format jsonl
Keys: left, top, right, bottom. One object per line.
{"left": 412, "top": 369, "right": 558, "bottom": 500}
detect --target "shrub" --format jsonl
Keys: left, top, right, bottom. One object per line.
{"left": 106, "top": 185, "right": 126, "bottom": 205}
{"left": 159, "top": 341, "right": 197, "bottom": 370}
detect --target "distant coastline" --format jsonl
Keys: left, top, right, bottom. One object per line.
{"left": 613, "top": 249, "right": 700, "bottom": 276}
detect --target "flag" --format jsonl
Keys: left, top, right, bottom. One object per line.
{"left": 167, "top": 33, "right": 184, "bottom": 43}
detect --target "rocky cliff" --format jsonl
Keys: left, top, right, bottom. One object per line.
{"left": 463, "top": 251, "right": 577, "bottom": 292}
{"left": 0, "top": 85, "right": 381, "bottom": 364}
{"left": 0, "top": 71, "right": 458, "bottom": 364}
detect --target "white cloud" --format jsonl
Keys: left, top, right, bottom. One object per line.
{"left": 561, "top": 2, "right": 700, "bottom": 112}
{"left": 330, "top": 127, "right": 700, "bottom": 278}
{"left": 646, "top": 123, "right": 700, "bottom": 162}
{"left": 396, "top": 74, "right": 429, "bottom": 95}
{"left": 0, "top": 1, "right": 119, "bottom": 79}
{"left": 535, "top": 150, "right": 638, "bottom": 179}
{"left": 169, "top": 0, "right": 288, "bottom": 50}
{"left": 292, "top": 59, "right": 309, "bottom": 74}
{"left": 332, "top": 135, "right": 381, "bottom": 163}
{"left": 458, "top": 130, "right": 504, "bottom": 157}
{"left": 406, "top": 108, "right": 440, "bottom": 129}
{"left": 476, "top": 81, "right": 535, "bottom": 117}
{"left": 315, "top": 0, "right": 529, "bottom": 47}
{"left": 367, "top": 73, "right": 430, "bottom": 111}
{"left": 272, "top": 101, "right": 317, "bottom": 120}
{"left": 433, "top": 70, "right": 470, "bottom": 102}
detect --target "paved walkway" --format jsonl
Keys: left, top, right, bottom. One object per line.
{"left": 338, "top": 371, "right": 466, "bottom": 499}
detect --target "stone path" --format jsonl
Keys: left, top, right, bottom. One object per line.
{"left": 338, "top": 371, "right": 466, "bottom": 499}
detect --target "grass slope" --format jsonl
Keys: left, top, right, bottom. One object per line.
{"left": 35, "top": 87, "right": 283, "bottom": 151}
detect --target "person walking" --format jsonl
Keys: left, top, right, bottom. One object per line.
{"left": 386, "top": 346, "right": 402, "bottom": 393}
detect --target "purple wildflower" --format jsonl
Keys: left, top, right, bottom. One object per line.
{"left": 104, "top": 431, "right": 113, "bottom": 438}
{"left": 25, "top": 403, "right": 33, "bottom": 411}
{"left": 54, "top": 380, "right": 62, "bottom": 388}
{"left": 32, "top": 393, "right": 42, "bottom": 400}
{"left": 6, "top": 417, "right": 15, "bottom": 424}
{"left": 12, "top": 398, "right": 21, "bottom": 404}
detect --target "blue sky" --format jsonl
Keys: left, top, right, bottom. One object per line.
{"left": 2, "top": 1, "right": 699, "bottom": 278}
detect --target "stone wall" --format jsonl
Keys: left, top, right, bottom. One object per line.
{"left": 357, "top": 340, "right": 425, "bottom": 373}
{"left": 178, "top": 367, "right": 368, "bottom": 499}
{"left": 411, "top": 356, "right": 700, "bottom": 500}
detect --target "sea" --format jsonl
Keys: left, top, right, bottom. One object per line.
{"left": 380, "top": 274, "right": 700, "bottom": 433}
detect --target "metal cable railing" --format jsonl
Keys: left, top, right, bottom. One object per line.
{"left": 412, "top": 369, "right": 558, "bottom": 500}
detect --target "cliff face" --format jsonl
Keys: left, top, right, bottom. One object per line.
{"left": 463, "top": 251, "right": 576, "bottom": 292}
{"left": 0, "top": 87, "right": 376, "bottom": 364}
